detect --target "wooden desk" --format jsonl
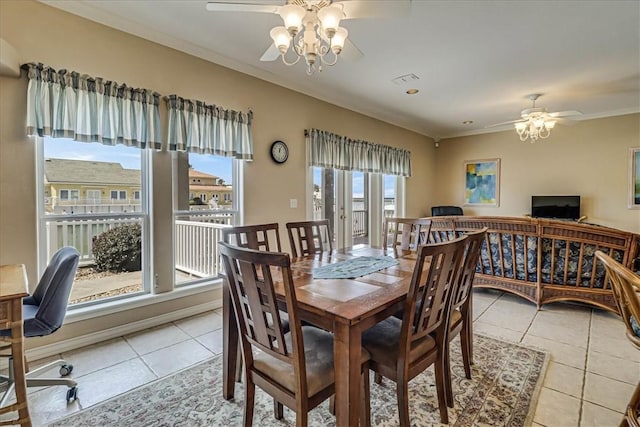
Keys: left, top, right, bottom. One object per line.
{"left": 0, "top": 265, "right": 32, "bottom": 427}
{"left": 223, "top": 247, "right": 419, "bottom": 426}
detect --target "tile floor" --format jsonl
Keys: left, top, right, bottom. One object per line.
{"left": 6, "top": 289, "right": 640, "bottom": 426}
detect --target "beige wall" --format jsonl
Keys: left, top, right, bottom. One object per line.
{"left": 434, "top": 114, "right": 640, "bottom": 233}
{"left": 0, "top": 1, "right": 433, "bottom": 347}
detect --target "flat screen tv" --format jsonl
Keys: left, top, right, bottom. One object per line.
{"left": 531, "top": 195, "right": 581, "bottom": 220}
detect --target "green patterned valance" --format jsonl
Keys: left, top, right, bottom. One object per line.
{"left": 23, "top": 63, "right": 161, "bottom": 149}
{"left": 165, "top": 95, "right": 253, "bottom": 160}
{"left": 306, "top": 128, "right": 411, "bottom": 177}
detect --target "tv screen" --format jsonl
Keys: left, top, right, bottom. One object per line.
{"left": 531, "top": 195, "right": 580, "bottom": 220}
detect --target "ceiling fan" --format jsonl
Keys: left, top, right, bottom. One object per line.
{"left": 489, "top": 94, "right": 583, "bottom": 142}
{"left": 205, "top": 0, "right": 411, "bottom": 73}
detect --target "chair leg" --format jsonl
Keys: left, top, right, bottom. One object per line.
{"left": 329, "top": 395, "right": 335, "bottom": 415}
{"left": 434, "top": 352, "right": 450, "bottom": 424}
{"left": 443, "top": 338, "right": 454, "bottom": 408}
{"left": 360, "top": 369, "right": 371, "bottom": 427}
{"left": 460, "top": 326, "right": 472, "bottom": 380}
{"left": 296, "top": 409, "right": 308, "bottom": 427}
{"left": 395, "top": 372, "right": 411, "bottom": 427}
{"left": 235, "top": 344, "right": 243, "bottom": 382}
{"left": 274, "top": 399, "right": 284, "bottom": 420}
{"left": 243, "top": 378, "right": 255, "bottom": 427}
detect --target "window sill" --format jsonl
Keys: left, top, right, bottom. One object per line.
{"left": 64, "top": 279, "right": 223, "bottom": 324}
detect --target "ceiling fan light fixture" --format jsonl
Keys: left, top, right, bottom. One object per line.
{"left": 330, "top": 27, "right": 348, "bottom": 54}
{"left": 270, "top": 26, "right": 291, "bottom": 53}
{"left": 278, "top": 4, "right": 305, "bottom": 34}
{"left": 544, "top": 120, "right": 556, "bottom": 129}
{"left": 513, "top": 94, "right": 557, "bottom": 143}
{"left": 318, "top": 4, "right": 344, "bottom": 36}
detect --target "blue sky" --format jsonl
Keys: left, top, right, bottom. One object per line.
{"left": 44, "top": 138, "right": 233, "bottom": 183}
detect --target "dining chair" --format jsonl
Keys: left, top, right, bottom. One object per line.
{"left": 383, "top": 217, "right": 431, "bottom": 254}
{"left": 362, "top": 235, "right": 468, "bottom": 426}
{"left": 219, "top": 242, "right": 371, "bottom": 427}
{"left": 286, "top": 220, "right": 333, "bottom": 257}
{"left": 595, "top": 251, "right": 640, "bottom": 427}
{"left": 221, "top": 223, "right": 286, "bottom": 383}
{"left": 221, "top": 223, "right": 283, "bottom": 252}
{"left": 444, "top": 227, "right": 487, "bottom": 407}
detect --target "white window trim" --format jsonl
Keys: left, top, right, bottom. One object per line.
{"left": 35, "top": 137, "right": 153, "bottom": 309}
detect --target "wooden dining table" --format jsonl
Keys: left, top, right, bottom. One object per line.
{"left": 222, "top": 246, "right": 422, "bottom": 426}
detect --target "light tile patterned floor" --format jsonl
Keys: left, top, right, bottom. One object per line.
{"left": 14, "top": 290, "right": 640, "bottom": 426}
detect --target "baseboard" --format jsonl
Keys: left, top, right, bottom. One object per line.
{"left": 25, "top": 297, "right": 222, "bottom": 362}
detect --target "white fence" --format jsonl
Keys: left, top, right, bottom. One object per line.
{"left": 46, "top": 212, "right": 233, "bottom": 278}
{"left": 174, "top": 218, "right": 231, "bottom": 278}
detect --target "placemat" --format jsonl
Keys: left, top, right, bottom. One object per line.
{"left": 312, "top": 256, "right": 399, "bottom": 279}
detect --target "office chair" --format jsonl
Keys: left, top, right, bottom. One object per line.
{"left": 0, "top": 246, "right": 80, "bottom": 405}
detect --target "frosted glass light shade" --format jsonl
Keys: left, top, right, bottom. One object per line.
{"left": 279, "top": 4, "right": 305, "bottom": 32}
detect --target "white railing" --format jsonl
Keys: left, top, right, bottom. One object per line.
{"left": 174, "top": 220, "right": 231, "bottom": 278}
{"left": 352, "top": 210, "right": 367, "bottom": 237}
{"left": 46, "top": 216, "right": 141, "bottom": 264}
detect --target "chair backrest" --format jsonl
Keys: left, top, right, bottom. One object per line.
{"left": 383, "top": 218, "right": 432, "bottom": 254}
{"left": 221, "top": 223, "right": 282, "bottom": 252}
{"left": 219, "top": 242, "right": 308, "bottom": 394}
{"left": 286, "top": 220, "right": 333, "bottom": 257}
{"left": 450, "top": 228, "right": 488, "bottom": 311}
{"left": 24, "top": 246, "right": 80, "bottom": 337}
{"left": 431, "top": 206, "right": 463, "bottom": 216}
{"left": 401, "top": 236, "right": 467, "bottom": 346}
{"left": 596, "top": 250, "right": 640, "bottom": 348}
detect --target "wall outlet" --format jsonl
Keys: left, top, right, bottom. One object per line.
{"left": 290, "top": 199, "right": 298, "bottom": 208}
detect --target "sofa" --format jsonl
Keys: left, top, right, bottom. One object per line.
{"left": 428, "top": 216, "right": 640, "bottom": 312}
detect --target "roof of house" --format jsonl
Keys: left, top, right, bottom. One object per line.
{"left": 190, "top": 185, "right": 232, "bottom": 192}
{"left": 189, "top": 169, "right": 219, "bottom": 180}
{"left": 44, "top": 158, "right": 140, "bottom": 185}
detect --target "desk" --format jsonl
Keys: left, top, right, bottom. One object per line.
{"left": 223, "top": 247, "right": 419, "bottom": 426}
{"left": 0, "top": 265, "right": 31, "bottom": 427}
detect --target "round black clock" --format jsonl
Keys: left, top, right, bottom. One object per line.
{"left": 270, "top": 140, "right": 289, "bottom": 164}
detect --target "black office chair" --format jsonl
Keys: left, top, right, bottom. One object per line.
{"left": 0, "top": 246, "right": 80, "bottom": 405}
{"left": 431, "top": 206, "right": 464, "bottom": 216}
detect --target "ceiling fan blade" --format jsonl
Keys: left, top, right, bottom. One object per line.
{"left": 205, "top": 1, "right": 281, "bottom": 13}
{"left": 549, "top": 110, "right": 583, "bottom": 118}
{"left": 485, "top": 119, "right": 522, "bottom": 128}
{"left": 340, "top": 38, "right": 364, "bottom": 61}
{"left": 259, "top": 44, "right": 280, "bottom": 62}
{"left": 335, "top": 0, "right": 411, "bottom": 20}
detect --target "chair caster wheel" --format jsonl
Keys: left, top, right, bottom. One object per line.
{"left": 66, "top": 386, "right": 78, "bottom": 402}
{"left": 60, "top": 364, "right": 73, "bottom": 376}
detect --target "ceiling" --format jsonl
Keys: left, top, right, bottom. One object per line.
{"left": 41, "top": 0, "right": 640, "bottom": 139}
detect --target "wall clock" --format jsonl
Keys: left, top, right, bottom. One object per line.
{"left": 270, "top": 140, "right": 289, "bottom": 164}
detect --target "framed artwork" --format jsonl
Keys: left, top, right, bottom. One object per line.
{"left": 630, "top": 147, "right": 640, "bottom": 209}
{"left": 464, "top": 158, "right": 500, "bottom": 207}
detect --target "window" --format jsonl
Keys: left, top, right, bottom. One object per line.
{"left": 174, "top": 152, "right": 237, "bottom": 286}
{"left": 37, "top": 138, "right": 149, "bottom": 307}
{"left": 133, "top": 191, "right": 141, "bottom": 200}
{"left": 59, "top": 189, "right": 79, "bottom": 200}
{"left": 111, "top": 190, "right": 127, "bottom": 200}
{"left": 224, "top": 193, "right": 231, "bottom": 202}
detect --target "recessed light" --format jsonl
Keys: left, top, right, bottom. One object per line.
{"left": 406, "top": 89, "right": 419, "bottom": 95}
{"left": 463, "top": 120, "right": 473, "bottom": 125}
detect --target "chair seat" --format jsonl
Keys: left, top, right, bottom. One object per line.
{"left": 254, "top": 326, "right": 369, "bottom": 397}
{"left": 362, "top": 317, "right": 436, "bottom": 369}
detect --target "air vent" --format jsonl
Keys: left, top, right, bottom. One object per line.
{"left": 391, "top": 74, "right": 420, "bottom": 85}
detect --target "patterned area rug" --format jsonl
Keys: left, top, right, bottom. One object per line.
{"left": 49, "top": 335, "right": 547, "bottom": 427}
{"left": 312, "top": 256, "right": 399, "bottom": 279}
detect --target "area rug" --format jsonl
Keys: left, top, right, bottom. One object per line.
{"left": 49, "top": 334, "right": 548, "bottom": 426}
{"left": 312, "top": 256, "right": 399, "bottom": 279}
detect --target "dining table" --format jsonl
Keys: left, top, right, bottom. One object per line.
{"left": 222, "top": 246, "right": 423, "bottom": 426}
